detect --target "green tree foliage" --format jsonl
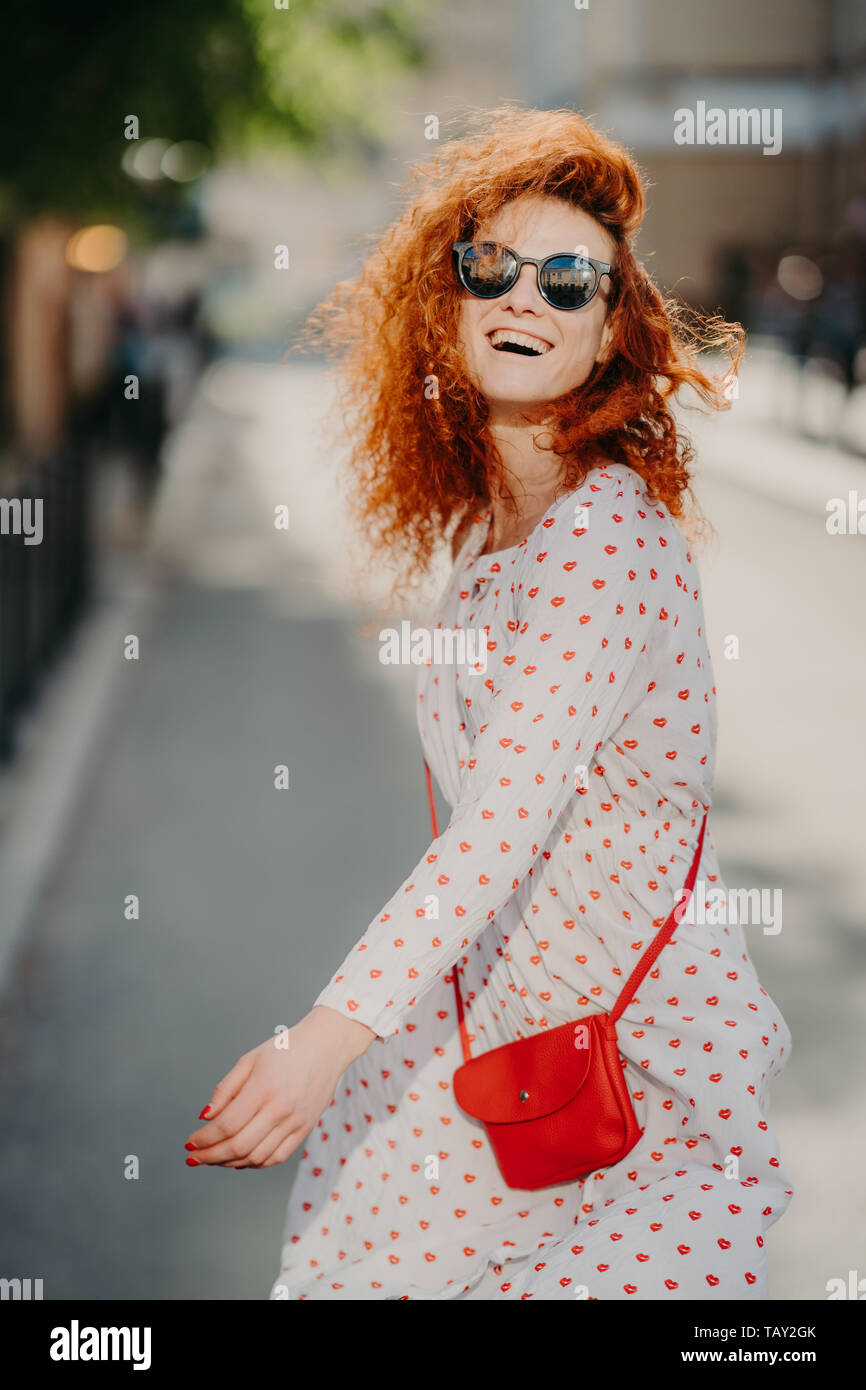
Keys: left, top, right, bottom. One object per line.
{"left": 0, "top": 0, "right": 426, "bottom": 223}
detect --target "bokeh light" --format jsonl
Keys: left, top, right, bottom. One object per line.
{"left": 161, "top": 141, "right": 211, "bottom": 182}
{"left": 777, "top": 253, "right": 823, "bottom": 301}
{"left": 122, "top": 137, "right": 172, "bottom": 181}
{"left": 65, "top": 224, "right": 128, "bottom": 272}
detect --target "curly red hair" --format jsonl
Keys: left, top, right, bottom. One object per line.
{"left": 293, "top": 105, "right": 742, "bottom": 590}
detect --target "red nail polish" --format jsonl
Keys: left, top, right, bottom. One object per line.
{"left": 186, "top": 1156, "right": 200, "bottom": 1167}
{"left": 184, "top": 1142, "right": 197, "bottom": 1152}
{"left": 198, "top": 1106, "right": 211, "bottom": 1119}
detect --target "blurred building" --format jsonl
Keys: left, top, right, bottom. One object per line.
{"left": 215, "top": 1, "right": 863, "bottom": 368}
{"left": 418, "top": 0, "right": 866, "bottom": 442}
{"left": 511, "top": 0, "right": 865, "bottom": 310}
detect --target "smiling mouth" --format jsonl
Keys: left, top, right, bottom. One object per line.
{"left": 487, "top": 329, "right": 553, "bottom": 357}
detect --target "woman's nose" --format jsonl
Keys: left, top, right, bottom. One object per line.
{"left": 501, "top": 262, "right": 544, "bottom": 313}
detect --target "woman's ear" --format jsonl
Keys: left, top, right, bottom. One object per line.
{"left": 595, "top": 298, "right": 618, "bottom": 367}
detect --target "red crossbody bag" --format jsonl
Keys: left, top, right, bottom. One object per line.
{"left": 424, "top": 760, "right": 708, "bottom": 1191}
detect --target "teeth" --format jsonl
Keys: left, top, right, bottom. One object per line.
{"left": 488, "top": 330, "right": 552, "bottom": 355}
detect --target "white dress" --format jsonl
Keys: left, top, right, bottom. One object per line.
{"left": 269, "top": 462, "right": 793, "bottom": 1300}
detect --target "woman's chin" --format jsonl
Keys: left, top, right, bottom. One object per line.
{"left": 484, "top": 388, "right": 559, "bottom": 419}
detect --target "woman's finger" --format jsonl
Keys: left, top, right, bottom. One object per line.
{"left": 237, "top": 1118, "right": 304, "bottom": 1169}
{"left": 196, "top": 1050, "right": 257, "bottom": 1122}
{"left": 261, "top": 1126, "right": 308, "bottom": 1168}
{"left": 219, "top": 1120, "right": 295, "bottom": 1169}
{"left": 186, "top": 1069, "right": 266, "bottom": 1152}
{"left": 215, "top": 1117, "right": 304, "bottom": 1169}
{"left": 189, "top": 1105, "right": 282, "bottom": 1166}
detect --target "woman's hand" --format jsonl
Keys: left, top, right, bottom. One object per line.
{"left": 184, "top": 1006, "right": 376, "bottom": 1170}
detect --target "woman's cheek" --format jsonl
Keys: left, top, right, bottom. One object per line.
{"left": 561, "top": 334, "right": 604, "bottom": 391}
{"left": 456, "top": 313, "right": 483, "bottom": 386}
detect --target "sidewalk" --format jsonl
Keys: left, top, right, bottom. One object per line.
{"left": 0, "top": 367, "right": 431, "bottom": 1297}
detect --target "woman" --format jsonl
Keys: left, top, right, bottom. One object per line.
{"left": 184, "top": 107, "right": 793, "bottom": 1300}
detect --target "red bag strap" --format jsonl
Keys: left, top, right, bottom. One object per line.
{"left": 607, "top": 810, "right": 707, "bottom": 1026}
{"left": 423, "top": 760, "right": 473, "bottom": 1062}
{"left": 423, "top": 759, "right": 707, "bottom": 1061}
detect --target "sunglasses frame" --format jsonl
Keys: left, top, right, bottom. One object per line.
{"left": 452, "top": 240, "right": 612, "bottom": 311}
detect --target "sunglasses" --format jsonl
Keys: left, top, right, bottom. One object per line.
{"left": 452, "top": 240, "right": 612, "bottom": 311}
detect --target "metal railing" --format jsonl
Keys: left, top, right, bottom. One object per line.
{"left": 0, "top": 447, "right": 92, "bottom": 760}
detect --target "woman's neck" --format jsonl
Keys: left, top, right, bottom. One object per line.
{"left": 483, "top": 417, "right": 565, "bottom": 554}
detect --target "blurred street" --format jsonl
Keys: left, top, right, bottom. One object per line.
{"left": 0, "top": 356, "right": 862, "bottom": 1300}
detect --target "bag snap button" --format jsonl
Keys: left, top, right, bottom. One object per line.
{"left": 519, "top": 1089, "right": 529, "bottom": 1103}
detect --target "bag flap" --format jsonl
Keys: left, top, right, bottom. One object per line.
{"left": 453, "top": 1015, "right": 600, "bottom": 1124}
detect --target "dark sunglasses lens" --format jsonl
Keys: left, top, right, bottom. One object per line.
{"left": 540, "top": 255, "right": 597, "bottom": 309}
{"left": 459, "top": 242, "right": 518, "bottom": 297}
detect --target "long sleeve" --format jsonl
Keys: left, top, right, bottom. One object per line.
{"left": 314, "top": 469, "right": 673, "bottom": 1039}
